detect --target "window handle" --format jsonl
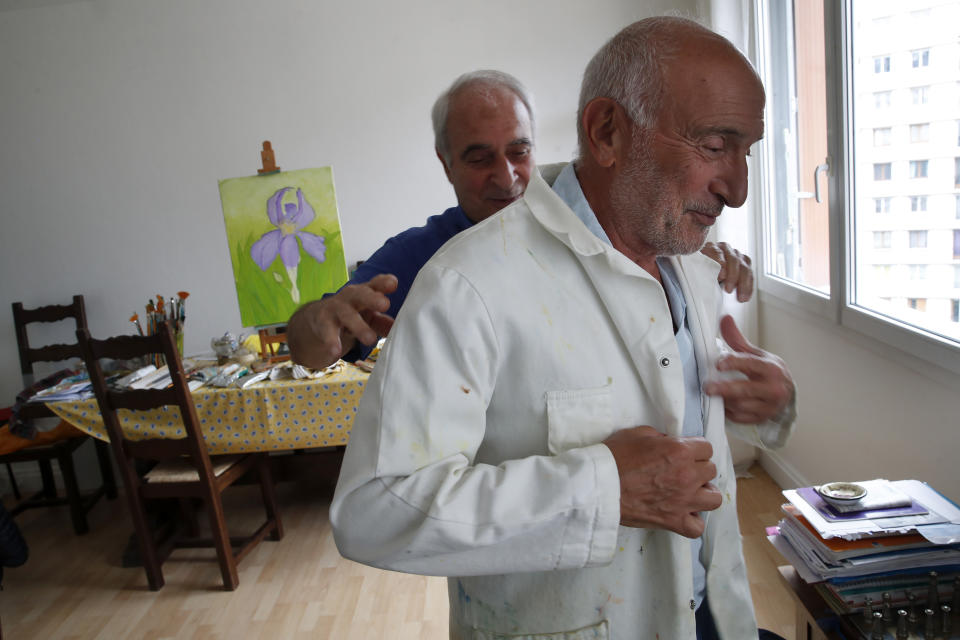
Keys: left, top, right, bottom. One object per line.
{"left": 814, "top": 161, "right": 830, "bottom": 204}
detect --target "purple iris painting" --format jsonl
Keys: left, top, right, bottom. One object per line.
{"left": 250, "top": 187, "right": 327, "bottom": 303}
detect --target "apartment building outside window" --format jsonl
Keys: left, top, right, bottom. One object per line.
{"left": 875, "top": 197, "right": 891, "bottom": 213}
{"left": 911, "top": 86, "right": 929, "bottom": 104}
{"left": 911, "top": 48, "right": 930, "bottom": 68}
{"left": 910, "top": 195, "right": 927, "bottom": 212}
{"left": 874, "top": 55, "right": 891, "bottom": 73}
{"left": 909, "top": 230, "right": 928, "bottom": 248}
{"left": 874, "top": 91, "right": 892, "bottom": 108}
{"left": 909, "top": 160, "right": 928, "bottom": 178}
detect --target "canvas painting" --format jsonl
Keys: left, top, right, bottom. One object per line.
{"left": 218, "top": 166, "right": 348, "bottom": 328}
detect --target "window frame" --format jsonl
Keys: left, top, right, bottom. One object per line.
{"left": 754, "top": 0, "right": 960, "bottom": 375}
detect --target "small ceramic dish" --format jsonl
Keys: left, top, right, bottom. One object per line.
{"left": 817, "top": 482, "right": 867, "bottom": 507}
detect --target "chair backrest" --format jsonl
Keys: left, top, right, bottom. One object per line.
{"left": 12, "top": 295, "right": 87, "bottom": 385}
{"left": 257, "top": 326, "right": 289, "bottom": 363}
{"left": 77, "top": 322, "right": 213, "bottom": 472}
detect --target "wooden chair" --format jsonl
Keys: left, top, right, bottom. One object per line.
{"left": 77, "top": 321, "right": 283, "bottom": 590}
{"left": 257, "top": 326, "right": 289, "bottom": 363}
{"left": 1, "top": 295, "right": 116, "bottom": 534}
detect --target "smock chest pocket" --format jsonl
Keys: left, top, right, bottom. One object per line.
{"left": 545, "top": 386, "right": 616, "bottom": 455}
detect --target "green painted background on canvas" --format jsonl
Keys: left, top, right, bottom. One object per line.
{"left": 218, "top": 167, "right": 348, "bottom": 327}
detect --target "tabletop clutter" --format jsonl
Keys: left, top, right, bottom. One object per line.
{"left": 24, "top": 320, "right": 382, "bottom": 405}
{"left": 768, "top": 478, "right": 960, "bottom": 638}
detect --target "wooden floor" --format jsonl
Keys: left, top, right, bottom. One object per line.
{"left": 0, "top": 463, "right": 794, "bottom": 639}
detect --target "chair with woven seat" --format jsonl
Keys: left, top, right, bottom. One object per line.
{"left": 1, "top": 295, "right": 116, "bottom": 535}
{"left": 77, "top": 321, "right": 283, "bottom": 590}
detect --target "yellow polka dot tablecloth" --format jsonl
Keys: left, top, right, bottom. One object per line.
{"left": 46, "top": 367, "right": 369, "bottom": 455}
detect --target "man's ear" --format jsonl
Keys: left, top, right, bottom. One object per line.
{"left": 436, "top": 148, "right": 454, "bottom": 183}
{"left": 581, "top": 97, "right": 627, "bottom": 168}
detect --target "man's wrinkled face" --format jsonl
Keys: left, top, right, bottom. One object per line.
{"left": 439, "top": 86, "right": 534, "bottom": 223}
{"left": 610, "top": 45, "right": 765, "bottom": 258}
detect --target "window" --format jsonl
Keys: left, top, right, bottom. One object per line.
{"left": 953, "top": 300, "right": 960, "bottom": 323}
{"left": 909, "top": 123, "right": 929, "bottom": 143}
{"left": 873, "top": 231, "right": 892, "bottom": 248}
{"left": 873, "top": 91, "right": 892, "bottom": 108}
{"left": 756, "top": 0, "right": 960, "bottom": 371}
{"left": 874, "top": 163, "right": 892, "bottom": 180}
{"left": 955, "top": 265, "right": 960, "bottom": 288}
{"left": 873, "top": 127, "right": 892, "bottom": 146}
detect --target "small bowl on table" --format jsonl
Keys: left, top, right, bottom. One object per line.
{"left": 817, "top": 482, "right": 867, "bottom": 508}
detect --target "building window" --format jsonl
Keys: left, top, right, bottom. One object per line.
{"left": 911, "top": 49, "right": 930, "bottom": 68}
{"left": 956, "top": 157, "right": 960, "bottom": 188}
{"left": 908, "top": 264, "right": 926, "bottom": 280}
{"left": 953, "top": 300, "right": 960, "bottom": 323}
{"left": 873, "top": 231, "right": 892, "bottom": 248}
{"left": 955, "top": 229, "right": 960, "bottom": 259}
{"left": 909, "top": 123, "right": 929, "bottom": 143}
{"left": 756, "top": 0, "right": 960, "bottom": 370}
{"left": 907, "top": 298, "right": 927, "bottom": 311}
{"left": 955, "top": 265, "right": 960, "bottom": 288}
{"left": 873, "top": 91, "right": 892, "bottom": 108}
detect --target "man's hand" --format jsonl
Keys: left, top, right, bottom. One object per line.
{"left": 700, "top": 241, "right": 754, "bottom": 302}
{"left": 602, "top": 426, "right": 722, "bottom": 538}
{"left": 287, "top": 273, "right": 398, "bottom": 369}
{"left": 703, "top": 315, "right": 795, "bottom": 424}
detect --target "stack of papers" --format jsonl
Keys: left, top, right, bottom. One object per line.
{"left": 768, "top": 479, "right": 960, "bottom": 613}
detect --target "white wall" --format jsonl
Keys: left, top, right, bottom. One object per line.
{"left": 0, "top": 0, "right": 695, "bottom": 405}
{"left": 758, "top": 299, "right": 960, "bottom": 503}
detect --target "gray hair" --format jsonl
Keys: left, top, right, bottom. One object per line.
{"left": 432, "top": 70, "right": 535, "bottom": 163}
{"left": 576, "top": 16, "right": 724, "bottom": 158}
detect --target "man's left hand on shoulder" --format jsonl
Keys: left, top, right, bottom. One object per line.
{"left": 700, "top": 241, "right": 754, "bottom": 303}
{"left": 703, "top": 315, "right": 795, "bottom": 424}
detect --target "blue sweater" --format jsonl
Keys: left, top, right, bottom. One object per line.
{"left": 343, "top": 205, "right": 473, "bottom": 359}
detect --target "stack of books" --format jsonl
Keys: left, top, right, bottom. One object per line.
{"left": 768, "top": 479, "right": 960, "bottom": 615}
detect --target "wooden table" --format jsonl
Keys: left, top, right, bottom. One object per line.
{"left": 46, "top": 366, "right": 369, "bottom": 455}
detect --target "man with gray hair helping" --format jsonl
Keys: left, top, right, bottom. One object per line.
{"left": 330, "top": 17, "right": 795, "bottom": 639}
{"left": 287, "top": 69, "right": 755, "bottom": 370}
